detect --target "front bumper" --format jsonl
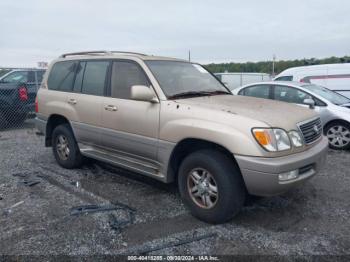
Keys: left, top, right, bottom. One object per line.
{"left": 235, "top": 136, "right": 328, "bottom": 196}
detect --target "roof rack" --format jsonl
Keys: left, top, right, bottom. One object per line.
{"left": 59, "top": 50, "right": 147, "bottom": 58}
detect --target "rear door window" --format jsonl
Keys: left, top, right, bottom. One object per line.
{"left": 239, "top": 85, "right": 271, "bottom": 99}
{"left": 48, "top": 61, "right": 76, "bottom": 91}
{"left": 275, "top": 76, "right": 293, "bottom": 81}
{"left": 81, "top": 61, "right": 109, "bottom": 96}
{"left": 73, "top": 62, "right": 86, "bottom": 93}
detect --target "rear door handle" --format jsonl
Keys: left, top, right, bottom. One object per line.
{"left": 104, "top": 105, "right": 118, "bottom": 111}
{"left": 68, "top": 99, "right": 77, "bottom": 105}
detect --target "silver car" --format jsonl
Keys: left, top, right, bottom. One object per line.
{"left": 233, "top": 81, "right": 350, "bottom": 150}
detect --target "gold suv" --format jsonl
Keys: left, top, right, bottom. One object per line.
{"left": 35, "top": 51, "right": 328, "bottom": 223}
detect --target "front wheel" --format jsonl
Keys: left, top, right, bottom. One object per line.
{"left": 325, "top": 122, "right": 350, "bottom": 150}
{"left": 178, "top": 150, "right": 246, "bottom": 224}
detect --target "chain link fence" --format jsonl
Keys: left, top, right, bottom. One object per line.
{"left": 0, "top": 68, "right": 45, "bottom": 131}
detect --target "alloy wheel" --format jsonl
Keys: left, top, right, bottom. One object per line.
{"left": 187, "top": 168, "right": 218, "bottom": 209}
{"left": 327, "top": 125, "right": 350, "bottom": 148}
{"left": 56, "top": 134, "right": 70, "bottom": 160}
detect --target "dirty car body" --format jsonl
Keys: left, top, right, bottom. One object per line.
{"left": 35, "top": 51, "right": 328, "bottom": 223}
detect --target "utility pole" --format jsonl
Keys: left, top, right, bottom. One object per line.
{"left": 188, "top": 50, "right": 191, "bottom": 62}
{"left": 272, "top": 54, "right": 276, "bottom": 77}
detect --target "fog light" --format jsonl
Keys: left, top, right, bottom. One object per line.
{"left": 278, "top": 170, "right": 299, "bottom": 181}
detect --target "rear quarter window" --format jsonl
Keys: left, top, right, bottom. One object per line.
{"left": 275, "top": 76, "right": 293, "bottom": 81}
{"left": 48, "top": 61, "right": 76, "bottom": 91}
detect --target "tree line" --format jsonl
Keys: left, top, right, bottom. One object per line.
{"left": 204, "top": 56, "right": 350, "bottom": 75}
{"left": 1, "top": 55, "right": 349, "bottom": 78}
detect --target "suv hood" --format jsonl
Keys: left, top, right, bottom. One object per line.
{"left": 175, "top": 95, "right": 318, "bottom": 130}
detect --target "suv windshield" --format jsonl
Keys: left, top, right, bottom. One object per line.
{"left": 303, "top": 84, "right": 350, "bottom": 105}
{"left": 146, "top": 61, "right": 230, "bottom": 98}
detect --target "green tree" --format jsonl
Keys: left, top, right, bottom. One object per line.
{"left": 204, "top": 56, "right": 350, "bottom": 74}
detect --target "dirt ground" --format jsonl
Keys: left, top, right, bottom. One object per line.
{"left": 0, "top": 124, "right": 349, "bottom": 258}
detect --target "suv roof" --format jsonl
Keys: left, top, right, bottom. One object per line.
{"left": 58, "top": 50, "right": 187, "bottom": 62}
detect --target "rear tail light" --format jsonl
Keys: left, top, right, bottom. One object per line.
{"left": 35, "top": 96, "right": 39, "bottom": 113}
{"left": 18, "top": 86, "right": 28, "bottom": 101}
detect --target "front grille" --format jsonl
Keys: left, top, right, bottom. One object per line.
{"left": 298, "top": 117, "right": 322, "bottom": 145}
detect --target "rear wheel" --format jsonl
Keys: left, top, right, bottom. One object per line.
{"left": 178, "top": 150, "right": 246, "bottom": 224}
{"left": 52, "top": 123, "right": 83, "bottom": 168}
{"left": 325, "top": 122, "right": 350, "bottom": 150}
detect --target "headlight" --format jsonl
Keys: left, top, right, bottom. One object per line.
{"left": 252, "top": 128, "right": 291, "bottom": 152}
{"left": 288, "top": 130, "right": 303, "bottom": 147}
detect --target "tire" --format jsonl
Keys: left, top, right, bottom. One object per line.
{"left": 325, "top": 121, "right": 350, "bottom": 150}
{"left": 178, "top": 149, "right": 246, "bottom": 224}
{"left": 52, "top": 123, "right": 83, "bottom": 169}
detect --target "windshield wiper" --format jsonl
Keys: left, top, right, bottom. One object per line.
{"left": 168, "top": 90, "right": 230, "bottom": 99}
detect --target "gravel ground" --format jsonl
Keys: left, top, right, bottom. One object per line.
{"left": 0, "top": 123, "right": 349, "bottom": 258}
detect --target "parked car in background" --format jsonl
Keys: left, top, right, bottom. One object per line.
{"left": 36, "top": 51, "right": 328, "bottom": 223}
{"left": 0, "top": 69, "right": 45, "bottom": 84}
{"left": 274, "top": 63, "right": 350, "bottom": 99}
{"left": 215, "top": 72, "right": 271, "bottom": 90}
{"left": 0, "top": 68, "right": 45, "bottom": 125}
{"left": 233, "top": 81, "right": 350, "bottom": 150}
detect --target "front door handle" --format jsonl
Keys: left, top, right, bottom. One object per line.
{"left": 104, "top": 105, "right": 118, "bottom": 111}
{"left": 68, "top": 99, "right": 77, "bottom": 105}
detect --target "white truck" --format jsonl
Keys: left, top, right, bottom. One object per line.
{"left": 274, "top": 63, "right": 350, "bottom": 99}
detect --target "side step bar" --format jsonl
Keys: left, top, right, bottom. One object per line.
{"left": 79, "top": 144, "right": 166, "bottom": 182}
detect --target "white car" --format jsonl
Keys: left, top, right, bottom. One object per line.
{"left": 233, "top": 81, "right": 350, "bottom": 150}
{"left": 215, "top": 72, "right": 271, "bottom": 90}
{"left": 274, "top": 63, "right": 350, "bottom": 99}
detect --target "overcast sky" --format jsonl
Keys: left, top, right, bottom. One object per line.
{"left": 1, "top": 0, "right": 349, "bottom": 67}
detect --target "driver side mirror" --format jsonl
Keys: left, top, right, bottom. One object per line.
{"left": 303, "top": 98, "right": 315, "bottom": 109}
{"left": 131, "top": 85, "right": 158, "bottom": 103}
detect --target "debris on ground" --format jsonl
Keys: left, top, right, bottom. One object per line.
{"left": 35, "top": 131, "right": 44, "bottom": 136}
{"left": 12, "top": 172, "right": 42, "bottom": 187}
{"left": 70, "top": 203, "right": 135, "bottom": 216}
{"left": 19, "top": 180, "right": 41, "bottom": 187}
{"left": 109, "top": 211, "right": 135, "bottom": 232}
{"left": 2, "top": 200, "right": 25, "bottom": 216}
{"left": 12, "top": 172, "right": 29, "bottom": 178}
{"left": 70, "top": 203, "right": 136, "bottom": 232}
